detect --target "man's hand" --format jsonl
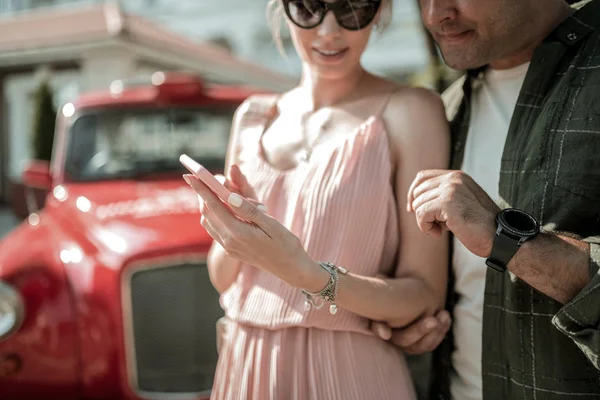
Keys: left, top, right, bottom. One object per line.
{"left": 407, "top": 170, "right": 501, "bottom": 258}
{"left": 371, "top": 311, "right": 452, "bottom": 354}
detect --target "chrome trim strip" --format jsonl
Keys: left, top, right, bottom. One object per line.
{"left": 121, "top": 253, "right": 212, "bottom": 400}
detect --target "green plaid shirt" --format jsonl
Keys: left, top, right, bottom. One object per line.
{"left": 430, "top": 1, "right": 600, "bottom": 399}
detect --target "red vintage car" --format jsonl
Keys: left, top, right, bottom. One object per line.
{"left": 0, "top": 72, "right": 265, "bottom": 399}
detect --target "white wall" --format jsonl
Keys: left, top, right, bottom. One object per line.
{"left": 80, "top": 47, "right": 138, "bottom": 90}
{"left": 2, "top": 46, "right": 213, "bottom": 183}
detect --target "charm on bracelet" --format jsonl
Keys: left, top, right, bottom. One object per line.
{"left": 301, "top": 262, "right": 348, "bottom": 315}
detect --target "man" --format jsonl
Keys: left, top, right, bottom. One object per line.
{"left": 376, "top": 0, "right": 600, "bottom": 399}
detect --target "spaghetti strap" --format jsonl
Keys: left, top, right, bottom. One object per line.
{"left": 234, "top": 94, "right": 281, "bottom": 165}
{"left": 376, "top": 89, "right": 400, "bottom": 117}
{"left": 252, "top": 95, "right": 280, "bottom": 158}
{"left": 226, "top": 94, "right": 280, "bottom": 171}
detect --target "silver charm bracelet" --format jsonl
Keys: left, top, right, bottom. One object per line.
{"left": 301, "top": 262, "right": 348, "bottom": 315}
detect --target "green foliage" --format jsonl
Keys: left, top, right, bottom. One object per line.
{"left": 31, "top": 80, "right": 56, "bottom": 161}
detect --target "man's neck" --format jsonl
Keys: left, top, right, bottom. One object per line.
{"left": 490, "top": 2, "right": 575, "bottom": 70}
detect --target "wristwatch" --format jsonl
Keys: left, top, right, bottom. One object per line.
{"left": 485, "top": 208, "right": 540, "bottom": 273}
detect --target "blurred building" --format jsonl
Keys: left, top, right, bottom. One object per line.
{"left": 0, "top": 0, "right": 431, "bottom": 205}
{"left": 0, "top": 0, "right": 296, "bottom": 205}
{"left": 119, "top": 0, "right": 430, "bottom": 80}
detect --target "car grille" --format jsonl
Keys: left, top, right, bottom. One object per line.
{"left": 125, "top": 259, "right": 223, "bottom": 397}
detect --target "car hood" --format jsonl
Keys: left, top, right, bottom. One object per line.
{"left": 53, "top": 179, "right": 211, "bottom": 257}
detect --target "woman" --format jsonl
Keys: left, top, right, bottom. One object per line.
{"left": 184, "top": 0, "right": 450, "bottom": 398}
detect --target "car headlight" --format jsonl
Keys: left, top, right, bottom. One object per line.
{"left": 0, "top": 281, "right": 25, "bottom": 341}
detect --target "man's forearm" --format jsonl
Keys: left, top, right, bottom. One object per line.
{"left": 508, "top": 232, "right": 591, "bottom": 304}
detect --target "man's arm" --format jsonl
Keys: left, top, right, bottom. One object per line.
{"left": 406, "top": 169, "right": 600, "bottom": 369}
{"left": 511, "top": 233, "right": 600, "bottom": 369}
{"left": 508, "top": 232, "right": 594, "bottom": 304}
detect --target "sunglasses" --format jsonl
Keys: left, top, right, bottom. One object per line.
{"left": 282, "top": 0, "right": 382, "bottom": 31}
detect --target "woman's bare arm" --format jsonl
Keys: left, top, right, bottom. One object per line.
{"left": 196, "top": 89, "right": 450, "bottom": 324}
{"left": 311, "top": 88, "right": 450, "bottom": 326}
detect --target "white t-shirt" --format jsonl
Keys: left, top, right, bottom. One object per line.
{"left": 450, "top": 62, "right": 530, "bottom": 400}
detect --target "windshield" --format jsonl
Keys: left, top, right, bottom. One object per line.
{"left": 64, "top": 107, "right": 235, "bottom": 182}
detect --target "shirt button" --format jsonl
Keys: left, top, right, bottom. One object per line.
{"left": 567, "top": 32, "right": 578, "bottom": 41}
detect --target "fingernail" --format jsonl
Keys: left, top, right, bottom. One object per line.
{"left": 378, "top": 325, "right": 392, "bottom": 340}
{"left": 425, "top": 320, "right": 438, "bottom": 330}
{"left": 257, "top": 204, "right": 268, "bottom": 212}
{"left": 228, "top": 193, "right": 243, "bottom": 208}
{"left": 441, "top": 313, "right": 451, "bottom": 325}
{"left": 183, "top": 175, "right": 192, "bottom": 185}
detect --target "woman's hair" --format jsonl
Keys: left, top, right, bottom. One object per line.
{"left": 266, "top": 0, "right": 393, "bottom": 56}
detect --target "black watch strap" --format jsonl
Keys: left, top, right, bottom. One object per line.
{"left": 485, "top": 232, "right": 521, "bottom": 272}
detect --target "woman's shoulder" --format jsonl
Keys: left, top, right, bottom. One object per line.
{"left": 230, "top": 92, "right": 287, "bottom": 138}
{"left": 375, "top": 81, "right": 450, "bottom": 161}
{"left": 383, "top": 83, "right": 444, "bottom": 114}
{"left": 226, "top": 92, "right": 284, "bottom": 168}
{"left": 235, "top": 93, "right": 280, "bottom": 120}
{"left": 381, "top": 83, "right": 447, "bottom": 138}
{"left": 364, "top": 76, "right": 444, "bottom": 114}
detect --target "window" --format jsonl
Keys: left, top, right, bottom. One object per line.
{"left": 65, "top": 106, "right": 235, "bottom": 182}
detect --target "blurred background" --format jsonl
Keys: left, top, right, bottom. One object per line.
{"left": 0, "top": 0, "right": 457, "bottom": 220}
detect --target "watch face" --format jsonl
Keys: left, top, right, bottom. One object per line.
{"left": 499, "top": 208, "right": 539, "bottom": 237}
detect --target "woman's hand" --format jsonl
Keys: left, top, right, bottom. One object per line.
{"left": 199, "top": 165, "right": 267, "bottom": 243}
{"left": 184, "top": 169, "right": 328, "bottom": 292}
{"left": 191, "top": 165, "right": 263, "bottom": 294}
{"left": 213, "top": 165, "right": 266, "bottom": 212}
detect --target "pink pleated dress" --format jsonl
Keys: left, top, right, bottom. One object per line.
{"left": 211, "top": 95, "right": 416, "bottom": 400}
